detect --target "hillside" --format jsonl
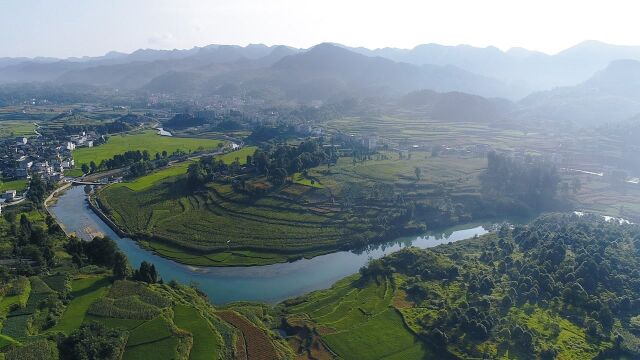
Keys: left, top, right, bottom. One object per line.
{"left": 280, "top": 213, "right": 640, "bottom": 359}
{"left": 519, "top": 59, "right": 640, "bottom": 126}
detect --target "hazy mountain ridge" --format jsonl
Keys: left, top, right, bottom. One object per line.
{"left": 400, "top": 89, "right": 511, "bottom": 123}
{"left": 345, "top": 40, "right": 640, "bottom": 92}
{"left": 5, "top": 41, "right": 640, "bottom": 122}
{"left": 518, "top": 59, "right": 640, "bottom": 125}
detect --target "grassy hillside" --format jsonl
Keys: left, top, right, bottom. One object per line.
{"left": 281, "top": 274, "right": 433, "bottom": 359}
{"left": 96, "top": 150, "right": 489, "bottom": 266}
{"left": 280, "top": 213, "right": 640, "bottom": 359}
{"left": 1, "top": 277, "right": 292, "bottom": 360}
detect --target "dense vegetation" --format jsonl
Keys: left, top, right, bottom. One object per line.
{"left": 482, "top": 152, "right": 561, "bottom": 211}
{"left": 0, "top": 202, "right": 291, "bottom": 360}
{"left": 281, "top": 213, "right": 640, "bottom": 359}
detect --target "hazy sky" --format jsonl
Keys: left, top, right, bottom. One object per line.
{"left": 2, "top": 0, "right": 639, "bottom": 58}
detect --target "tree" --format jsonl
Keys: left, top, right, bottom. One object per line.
{"left": 133, "top": 261, "right": 159, "bottom": 283}
{"left": 84, "top": 236, "right": 118, "bottom": 267}
{"left": 112, "top": 251, "right": 130, "bottom": 279}
{"left": 89, "top": 161, "right": 97, "bottom": 173}
{"left": 19, "top": 214, "right": 32, "bottom": 242}
{"left": 59, "top": 322, "right": 125, "bottom": 360}
{"left": 270, "top": 168, "right": 288, "bottom": 185}
{"left": 27, "top": 174, "right": 48, "bottom": 205}
{"left": 81, "top": 163, "right": 90, "bottom": 174}
{"left": 187, "top": 163, "right": 206, "bottom": 189}
{"left": 415, "top": 167, "right": 422, "bottom": 181}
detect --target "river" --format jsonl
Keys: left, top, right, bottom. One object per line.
{"left": 49, "top": 185, "right": 492, "bottom": 304}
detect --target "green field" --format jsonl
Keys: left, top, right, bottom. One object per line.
{"left": 173, "top": 305, "right": 221, "bottom": 360}
{"left": 0, "top": 121, "right": 35, "bottom": 139}
{"left": 123, "top": 316, "right": 181, "bottom": 360}
{"left": 0, "top": 179, "right": 28, "bottom": 193}
{"left": 71, "top": 130, "right": 224, "bottom": 175}
{"left": 98, "top": 179, "right": 355, "bottom": 260}
{"left": 216, "top": 146, "right": 256, "bottom": 165}
{"left": 52, "top": 276, "right": 110, "bottom": 334}
{"left": 284, "top": 275, "right": 432, "bottom": 359}
{"left": 119, "top": 161, "right": 195, "bottom": 191}
{"left": 97, "top": 148, "right": 487, "bottom": 265}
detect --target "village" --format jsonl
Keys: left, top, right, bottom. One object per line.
{"left": 0, "top": 130, "right": 99, "bottom": 205}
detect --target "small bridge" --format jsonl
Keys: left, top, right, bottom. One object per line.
{"left": 70, "top": 180, "right": 107, "bottom": 186}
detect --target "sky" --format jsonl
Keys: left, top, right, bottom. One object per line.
{"left": 1, "top": 0, "right": 640, "bottom": 58}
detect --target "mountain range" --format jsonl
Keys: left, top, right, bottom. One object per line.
{"left": 4, "top": 41, "right": 640, "bottom": 125}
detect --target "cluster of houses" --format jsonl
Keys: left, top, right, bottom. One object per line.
{"left": 66, "top": 131, "right": 96, "bottom": 150}
{"left": 0, "top": 131, "right": 87, "bottom": 194}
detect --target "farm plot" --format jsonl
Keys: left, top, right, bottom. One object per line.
{"left": 122, "top": 316, "right": 182, "bottom": 360}
{"left": 174, "top": 304, "right": 222, "bottom": 360}
{"left": 0, "top": 121, "right": 35, "bottom": 139}
{"left": 98, "top": 177, "right": 358, "bottom": 262}
{"left": 216, "top": 310, "right": 277, "bottom": 360}
{"left": 284, "top": 275, "right": 431, "bottom": 359}
{"left": 72, "top": 130, "right": 224, "bottom": 173}
{"left": 1, "top": 277, "right": 55, "bottom": 341}
{"left": 52, "top": 276, "right": 110, "bottom": 334}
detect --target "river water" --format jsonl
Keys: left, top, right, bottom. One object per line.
{"left": 49, "top": 186, "right": 491, "bottom": 304}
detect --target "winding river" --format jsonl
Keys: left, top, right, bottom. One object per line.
{"left": 49, "top": 185, "right": 492, "bottom": 304}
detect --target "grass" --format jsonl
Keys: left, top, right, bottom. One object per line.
{"left": 72, "top": 130, "right": 224, "bottom": 172}
{"left": 97, "top": 148, "right": 487, "bottom": 265}
{"left": 173, "top": 304, "right": 222, "bottom": 360}
{"left": 97, "top": 178, "right": 358, "bottom": 260}
{"left": 215, "top": 146, "right": 256, "bottom": 165}
{"left": 285, "top": 275, "right": 431, "bottom": 360}
{"left": 118, "top": 161, "right": 194, "bottom": 191}
{"left": 0, "top": 333, "right": 19, "bottom": 349}
{"left": 0, "top": 179, "right": 28, "bottom": 193}
{"left": 51, "top": 276, "right": 110, "bottom": 334}
{"left": 292, "top": 172, "right": 324, "bottom": 188}
{"left": 0, "top": 278, "right": 31, "bottom": 318}
{"left": 0, "top": 121, "right": 35, "bottom": 139}
{"left": 143, "top": 240, "right": 331, "bottom": 267}
{"left": 123, "top": 316, "right": 180, "bottom": 360}
{"left": 323, "top": 309, "right": 430, "bottom": 360}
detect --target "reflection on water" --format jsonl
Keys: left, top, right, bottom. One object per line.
{"left": 49, "top": 186, "right": 492, "bottom": 304}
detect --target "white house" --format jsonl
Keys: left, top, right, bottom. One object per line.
{"left": 2, "top": 190, "right": 17, "bottom": 201}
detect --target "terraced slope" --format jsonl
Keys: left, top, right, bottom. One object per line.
{"left": 98, "top": 178, "right": 363, "bottom": 260}
{"left": 282, "top": 275, "right": 432, "bottom": 360}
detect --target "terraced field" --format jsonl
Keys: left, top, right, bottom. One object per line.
{"left": 98, "top": 178, "right": 361, "bottom": 260}
{"left": 53, "top": 276, "right": 111, "bottom": 334}
{"left": 216, "top": 310, "right": 277, "bottom": 360}
{"left": 283, "top": 275, "right": 432, "bottom": 359}
{"left": 97, "top": 148, "right": 489, "bottom": 265}
{"left": 173, "top": 305, "right": 222, "bottom": 360}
